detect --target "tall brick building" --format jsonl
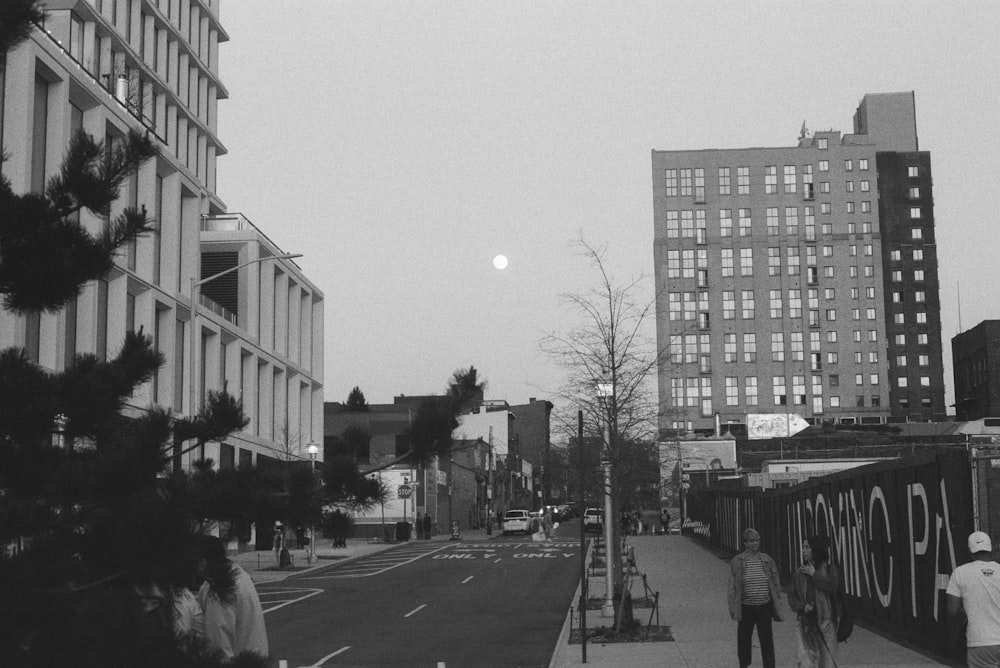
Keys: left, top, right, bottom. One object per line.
{"left": 652, "top": 92, "right": 946, "bottom": 435}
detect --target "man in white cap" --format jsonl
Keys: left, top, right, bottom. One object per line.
{"left": 947, "top": 531, "right": 1000, "bottom": 667}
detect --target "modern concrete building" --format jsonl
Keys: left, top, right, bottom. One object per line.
{"left": 652, "top": 92, "right": 946, "bottom": 436}
{"left": 1, "top": 2, "right": 324, "bottom": 469}
{"left": 953, "top": 320, "right": 1000, "bottom": 421}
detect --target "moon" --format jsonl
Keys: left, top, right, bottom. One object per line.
{"left": 493, "top": 254, "right": 509, "bottom": 270}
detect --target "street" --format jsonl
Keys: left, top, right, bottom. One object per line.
{"left": 260, "top": 536, "right": 582, "bottom": 668}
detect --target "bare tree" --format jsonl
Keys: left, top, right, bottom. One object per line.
{"left": 540, "top": 236, "right": 664, "bottom": 630}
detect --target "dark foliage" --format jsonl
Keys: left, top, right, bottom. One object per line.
{"left": 0, "top": 129, "right": 158, "bottom": 312}
{"left": 0, "top": 0, "right": 44, "bottom": 54}
{"left": 346, "top": 385, "right": 368, "bottom": 411}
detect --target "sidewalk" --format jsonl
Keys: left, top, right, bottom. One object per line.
{"left": 549, "top": 534, "right": 950, "bottom": 668}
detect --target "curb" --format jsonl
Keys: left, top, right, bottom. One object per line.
{"left": 549, "top": 537, "right": 594, "bottom": 668}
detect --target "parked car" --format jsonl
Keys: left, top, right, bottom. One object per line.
{"left": 502, "top": 509, "right": 532, "bottom": 535}
{"left": 583, "top": 507, "right": 603, "bottom": 532}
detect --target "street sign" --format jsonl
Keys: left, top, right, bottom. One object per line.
{"left": 397, "top": 484, "right": 412, "bottom": 499}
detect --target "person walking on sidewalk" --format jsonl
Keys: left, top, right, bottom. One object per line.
{"left": 788, "top": 534, "right": 839, "bottom": 668}
{"left": 947, "top": 531, "right": 1000, "bottom": 667}
{"left": 728, "top": 527, "right": 783, "bottom": 668}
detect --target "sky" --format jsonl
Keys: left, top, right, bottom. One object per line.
{"left": 216, "top": 1, "right": 1000, "bottom": 414}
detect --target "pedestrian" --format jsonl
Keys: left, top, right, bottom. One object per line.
{"left": 541, "top": 509, "right": 554, "bottom": 540}
{"left": 272, "top": 522, "right": 283, "bottom": 565}
{"left": 728, "top": 527, "right": 783, "bottom": 668}
{"left": 423, "top": 513, "right": 433, "bottom": 540}
{"left": 947, "top": 531, "right": 1000, "bottom": 667}
{"left": 194, "top": 535, "right": 269, "bottom": 661}
{"left": 788, "top": 534, "right": 839, "bottom": 668}
{"left": 663, "top": 510, "right": 671, "bottom": 535}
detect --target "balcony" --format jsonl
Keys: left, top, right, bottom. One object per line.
{"left": 200, "top": 293, "right": 237, "bottom": 325}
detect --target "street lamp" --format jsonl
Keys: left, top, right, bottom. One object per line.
{"left": 307, "top": 441, "right": 319, "bottom": 564}
{"left": 187, "top": 252, "right": 302, "bottom": 464}
{"left": 596, "top": 373, "right": 615, "bottom": 619}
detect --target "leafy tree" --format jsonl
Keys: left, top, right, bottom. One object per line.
{"left": 345, "top": 386, "right": 369, "bottom": 411}
{"left": 0, "top": 11, "right": 258, "bottom": 665}
{"left": 361, "top": 366, "right": 485, "bottom": 475}
{"left": 540, "top": 237, "right": 664, "bottom": 631}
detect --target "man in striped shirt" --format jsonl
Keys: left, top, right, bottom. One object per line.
{"left": 728, "top": 528, "right": 783, "bottom": 668}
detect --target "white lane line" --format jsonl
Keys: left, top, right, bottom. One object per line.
{"left": 404, "top": 603, "right": 427, "bottom": 618}
{"left": 437, "top": 663, "right": 446, "bottom": 668}
{"left": 262, "top": 588, "right": 323, "bottom": 613}
{"left": 494, "top": 558, "right": 502, "bottom": 563}
{"left": 303, "top": 645, "right": 352, "bottom": 666}
{"left": 461, "top": 576, "right": 474, "bottom": 584}
{"left": 302, "top": 544, "right": 453, "bottom": 580}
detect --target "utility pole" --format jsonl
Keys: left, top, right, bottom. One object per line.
{"left": 486, "top": 426, "right": 494, "bottom": 534}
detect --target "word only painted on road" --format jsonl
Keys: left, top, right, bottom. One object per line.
{"left": 460, "top": 543, "right": 579, "bottom": 549}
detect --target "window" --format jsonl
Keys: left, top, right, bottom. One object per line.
{"left": 792, "top": 375, "right": 806, "bottom": 405}
{"left": 910, "top": 207, "right": 922, "bottom": 219}
{"left": 866, "top": 287, "right": 875, "bottom": 299}
{"left": 912, "top": 227, "right": 923, "bottom": 240}
{"left": 784, "top": 165, "right": 796, "bottom": 193}
{"left": 918, "top": 354, "right": 929, "bottom": 366}
{"left": 821, "top": 202, "right": 831, "bottom": 214}
{"left": 826, "top": 309, "right": 837, "bottom": 321}
{"left": 827, "top": 352, "right": 838, "bottom": 364}
{"left": 890, "top": 250, "right": 901, "bottom": 261}
{"left": 738, "top": 208, "right": 752, "bottom": 237}
{"left": 892, "top": 270, "right": 902, "bottom": 282}
{"left": 723, "top": 291, "right": 736, "bottom": 320}
{"left": 855, "top": 374, "right": 864, "bottom": 386}
{"left": 830, "top": 396, "right": 841, "bottom": 408}
{"left": 895, "top": 334, "right": 906, "bottom": 345}
{"left": 848, "top": 222, "right": 856, "bottom": 234}
{"left": 859, "top": 158, "right": 869, "bottom": 170}
{"left": 788, "top": 289, "right": 802, "bottom": 318}
{"left": 846, "top": 202, "right": 855, "bottom": 213}
{"left": 898, "top": 377, "right": 908, "bottom": 388}
{"left": 827, "top": 331, "right": 838, "bottom": 344}
{"left": 740, "top": 248, "right": 753, "bottom": 276}
{"left": 845, "top": 159, "right": 853, "bottom": 172}
{"left": 726, "top": 377, "right": 739, "bottom": 406}
{"left": 724, "top": 334, "right": 737, "bottom": 362}
{"left": 665, "top": 169, "right": 678, "bottom": 196}
{"left": 721, "top": 248, "right": 734, "bottom": 277}
{"left": 769, "top": 290, "right": 783, "bottom": 319}
{"left": 908, "top": 165, "right": 919, "bottom": 177}
{"left": 766, "top": 207, "right": 779, "bottom": 235}
{"left": 785, "top": 207, "right": 799, "bottom": 235}
{"left": 852, "top": 308, "right": 861, "bottom": 321}
{"left": 861, "top": 201, "right": 871, "bottom": 212}
{"left": 869, "top": 351, "right": 879, "bottom": 364}
{"left": 824, "top": 266, "right": 835, "bottom": 278}
{"left": 915, "top": 290, "right": 926, "bottom": 302}
{"left": 743, "top": 333, "right": 757, "bottom": 362}
{"left": 790, "top": 332, "right": 804, "bottom": 361}
{"left": 896, "top": 355, "right": 907, "bottom": 367}
{"left": 909, "top": 186, "right": 920, "bottom": 199}
{"left": 771, "top": 333, "right": 785, "bottom": 361}
{"left": 767, "top": 247, "right": 781, "bottom": 276}
{"left": 680, "top": 168, "right": 692, "bottom": 196}
{"left": 863, "top": 222, "right": 872, "bottom": 233}
{"left": 787, "top": 248, "right": 800, "bottom": 276}
{"left": 913, "top": 249, "right": 924, "bottom": 261}
{"left": 819, "top": 159, "right": 829, "bottom": 172}
{"left": 694, "top": 168, "right": 705, "bottom": 201}
{"left": 920, "top": 376, "right": 930, "bottom": 387}
{"left": 745, "top": 377, "right": 758, "bottom": 406}
{"left": 860, "top": 180, "right": 870, "bottom": 192}
{"left": 719, "top": 167, "right": 731, "bottom": 195}
{"left": 824, "top": 288, "right": 836, "bottom": 300}
{"left": 820, "top": 181, "right": 831, "bottom": 193}
{"left": 765, "top": 166, "right": 778, "bottom": 194}
{"left": 741, "top": 290, "right": 755, "bottom": 319}
{"left": 737, "top": 166, "right": 750, "bottom": 195}
{"left": 818, "top": 138, "right": 828, "bottom": 150}
{"left": 773, "top": 376, "right": 787, "bottom": 406}
{"left": 918, "top": 333, "right": 928, "bottom": 344}
{"left": 720, "top": 209, "right": 732, "bottom": 237}
{"left": 914, "top": 269, "right": 925, "bottom": 281}
{"left": 895, "top": 313, "right": 905, "bottom": 324}
{"left": 916, "top": 312, "right": 927, "bottom": 324}
{"left": 866, "top": 307, "right": 876, "bottom": 320}
{"left": 846, "top": 181, "right": 855, "bottom": 193}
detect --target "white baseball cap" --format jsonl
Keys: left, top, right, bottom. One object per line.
{"left": 969, "top": 531, "right": 992, "bottom": 554}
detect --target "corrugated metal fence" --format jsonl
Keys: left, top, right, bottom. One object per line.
{"left": 687, "top": 446, "right": 981, "bottom": 661}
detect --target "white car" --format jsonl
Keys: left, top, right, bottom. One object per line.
{"left": 583, "top": 507, "right": 603, "bottom": 532}
{"left": 502, "top": 509, "right": 532, "bottom": 535}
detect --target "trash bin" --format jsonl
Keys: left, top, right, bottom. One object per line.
{"left": 395, "top": 521, "right": 411, "bottom": 541}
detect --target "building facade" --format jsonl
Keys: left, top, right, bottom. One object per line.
{"left": 953, "top": 320, "right": 1000, "bottom": 420}
{"left": 652, "top": 92, "right": 946, "bottom": 435}
{"left": 1, "top": 1, "right": 324, "bottom": 469}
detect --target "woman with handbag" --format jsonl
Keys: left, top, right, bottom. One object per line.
{"left": 788, "top": 534, "right": 840, "bottom": 668}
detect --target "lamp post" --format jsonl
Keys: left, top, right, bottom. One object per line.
{"left": 187, "top": 252, "right": 302, "bottom": 464}
{"left": 596, "top": 374, "right": 615, "bottom": 619}
{"left": 307, "top": 441, "right": 319, "bottom": 564}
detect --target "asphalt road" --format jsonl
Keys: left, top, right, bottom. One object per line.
{"left": 260, "top": 535, "right": 582, "bottom": 668}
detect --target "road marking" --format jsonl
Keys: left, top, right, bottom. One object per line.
{"left": 302, "top": 544, "right": 453, "bottom": 579}
{"left": 304, "top": 646, "right": 351, "bottom": 666}
{"left": 462, "top": 576, "right": 474, "bottom": 584}
{"left": 261, "top": 588, "right": 324, "bottom": 613}
{"left": 494, "top": 558, "right": 502, "bottom": 563}
{"left": 404, "top": 603, "right": 427, "bottom": 618}
{"left": 437, "top": 663, "right": 446, "bottom": 668}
